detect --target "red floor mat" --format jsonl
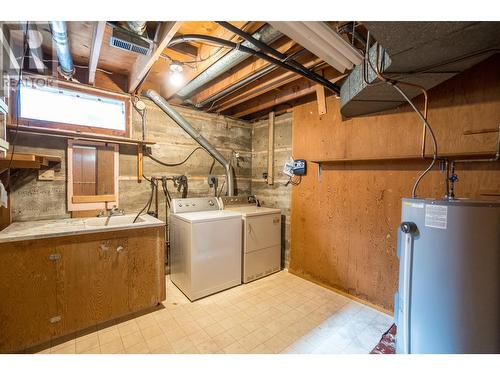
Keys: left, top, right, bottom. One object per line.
{"left": 370, "top": 324, "right": 396, "bottom": 354}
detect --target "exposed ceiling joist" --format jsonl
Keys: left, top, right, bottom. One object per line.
{"left": 27, "top": 23, "right": 46, "bottom": 74}
{"left": 87, "top": 21, "right": 106, "bottom": 85}
{"left": 228, "top": 68, "right": 344, "bottom": 118}
{"left": 214, "top": 57, "right": 323, "bottom": 113}
{"left": 190, "top": 38, "right": 296, "bottom": 105}
{"left": 128, "top": 21, "right": 182, "bottom": 93}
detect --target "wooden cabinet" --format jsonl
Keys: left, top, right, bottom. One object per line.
{"left": 0, "top": 239, "right": 58, "bottom": 352}
{"left": 0, "top": 226, "right": 165, "bottom": 353}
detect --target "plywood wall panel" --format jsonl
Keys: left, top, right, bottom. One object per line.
{"left": 290, "top": 55, "right": 500, "bottom": 311}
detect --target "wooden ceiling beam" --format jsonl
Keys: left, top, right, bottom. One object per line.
{"left": 128, "top": 21, "right": 182, "bottom": 94}
{"left": 160, "top": 21, "right": 264, "bottom": 99}
{"left": 190, "top": 38, "right": 296, "bottom": 105}
{"left": 227, "top": 68, "right": 344, "bottom": 118}
{"left": 88, "top": 21, "right": 106, "bottom": 85}
{"left": 214, "top": 56, "right": 323, "bottom": 113}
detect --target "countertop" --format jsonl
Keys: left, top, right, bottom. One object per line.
{"left": 0, "top": 214, "right": 165, "bottom": 243}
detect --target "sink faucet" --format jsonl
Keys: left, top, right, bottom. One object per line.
{"left": 97, "top": 206, "right": 125, "bottom": 217}
{"left": 109, "top": 205, "right": 125, "bottom": 216}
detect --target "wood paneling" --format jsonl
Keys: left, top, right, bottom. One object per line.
{"left": 72, "top": 146, "right": 97, "bottom": 196}
{"left": 97, "top": 144, "right": 115, "bottom": 195}
{"left": 290, "top": 55, "right": 500, "bottom": 311}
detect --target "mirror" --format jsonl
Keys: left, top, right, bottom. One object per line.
{"left": 67, "top": 140, "right": 118, "bottom": 209}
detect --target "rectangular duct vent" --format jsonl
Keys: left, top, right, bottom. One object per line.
{"left": 109, "top": 27, "right": 152, "bottom": 56}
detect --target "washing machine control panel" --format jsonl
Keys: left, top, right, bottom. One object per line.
{"left": 171, "top": 197, "right": 221, "bottom": 213}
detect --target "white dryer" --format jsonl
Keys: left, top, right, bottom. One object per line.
{"left": 170, "top": 197, "right": 242, "bottom": 301}
{"left": 221, "top": 196, "right": 282, "bottom": 283}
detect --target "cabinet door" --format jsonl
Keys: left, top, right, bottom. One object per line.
{"left": 0, "top": 240, "right": 58, "bottom": 353}
{"left": 56, "top": 236, "right": 129, "bottom": 334}
{"left": 128, "top": 228, "right": 165, "bottom": 310}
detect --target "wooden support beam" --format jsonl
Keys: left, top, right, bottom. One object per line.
{"left": 267, "top": 111, "right": 275, "bottom": 185}
{"left": 88, "top": 21, "right": 106, "bottom": 85}
{"left": 315, "top": 84, "right": 327, "bottom": 115}
{"left": 214, "top": 57, "right": 323, "bottom": 113}
{"left": 229, "top": 69, "right": 344, "bottom": 118}
{"left": 128, "top": 21, "right": 182, "bottom": 94}
{"left": 190, "top": 38, "right": 297, "bottom": 105}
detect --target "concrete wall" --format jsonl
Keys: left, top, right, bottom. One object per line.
{"left": 8, "top": 96, "right": 294, "bottom": 270}
{"left": 251, "top": 112, "right": 293, "bottom": 267}
{"left": 10, "top": 98, "right": 252, "bottom": 223}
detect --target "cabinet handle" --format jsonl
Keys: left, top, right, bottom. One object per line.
{"left": 100, "top": 244, "right": 109, "bottom": 251}
{"left": 116, "top": 245, "right": 124, "bottom": 253}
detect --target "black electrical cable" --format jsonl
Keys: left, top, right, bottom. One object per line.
{"left": 146, "top": 146, "right": 210, "bottom": 167}
{"left": 133, "top": 178, "right": 155, "bottom": 223}
{"left": 168, "top": 34, "right": 340, "bottom": 95}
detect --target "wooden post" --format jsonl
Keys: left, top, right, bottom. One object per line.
{"left": 137, "top": 144, "right": 143, "bottom": 183}
{"left": 315, "top": 84, "right": 327, "bottom": 116}
{"left": 267, "top": 111, "right": 275, "bottom": 185}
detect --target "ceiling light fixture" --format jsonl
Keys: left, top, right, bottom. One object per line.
{"left": 169, "top": 61, "right": 184, "bottom": 87}
{"left": 268, "top": 21, "right": 363, "bottom": 73}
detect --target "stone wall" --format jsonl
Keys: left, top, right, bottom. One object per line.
{"left": 251, "top": 112, "right": 293, "bottom": 268}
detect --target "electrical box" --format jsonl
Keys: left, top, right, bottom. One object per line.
{"left": 292, "top": 159, "right": 307, "bottom": 176}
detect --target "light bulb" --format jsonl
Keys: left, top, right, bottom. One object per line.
{"left": 168, "top": 61, "right": 184, "bottom": 87}
{"left": 169, "top": 71, "right": 183, "bottom": 87}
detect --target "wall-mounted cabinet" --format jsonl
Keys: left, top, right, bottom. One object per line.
{"left": 0, "top": 226, "right": 165, "bottom": 353}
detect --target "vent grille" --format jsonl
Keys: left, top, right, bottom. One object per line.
{"left": 109, "top": 27, "right": 152, "bottom": 56}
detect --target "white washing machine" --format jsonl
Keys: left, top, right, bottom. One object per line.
{"left": 221, "top": 196, "right": 282, "bottom": 283}
{"left": 170, "top": 197, "right": 242, "bottom": 301}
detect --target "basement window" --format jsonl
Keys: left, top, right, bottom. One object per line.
{"left": 12, "top": 81, "right": 130, "bottom": 137}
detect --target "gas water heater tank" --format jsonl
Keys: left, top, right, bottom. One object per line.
{"left": 395, "top": 198, "right": 500, "bottom": 354}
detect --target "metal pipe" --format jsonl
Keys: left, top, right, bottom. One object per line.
{"left": 176, "top": 24, "right": 282, "bottom": 99}
{"left": 144, "top": 89, "right": 235, "bottom": 196}
{"left": 50, "top": 21, "right": 74, "bottom": 79}
{"left": 169, "top": 34, "right": 341, "bottom": 95}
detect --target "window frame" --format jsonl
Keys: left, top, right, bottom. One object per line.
{"left": 9, "top": 78, "right": 131, "bottom": 138}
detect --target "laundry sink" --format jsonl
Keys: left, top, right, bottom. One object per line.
{"left": 85, "top": 215, "right": 145, "bottom": 227}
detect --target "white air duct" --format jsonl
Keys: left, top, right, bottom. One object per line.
{"left": 269, "top": 21, "right": 363, "bottom": 73}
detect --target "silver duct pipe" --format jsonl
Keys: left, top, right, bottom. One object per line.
{"left": 50, "top": 21, "right": 74, "bottom": 79}
{"left": 144, "top": 89, "right": 235, "bottom": 196}
{"left": 176, "top": 24, "right": 282, "bottom": 99}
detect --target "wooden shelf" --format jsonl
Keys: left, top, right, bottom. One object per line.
{"left": 7, "top": 124, "right": 155, "bottom": 146}
{"left": 0, "top": 152, "right": 62, "bottom": 171}
{"left": 310, "top": 151, "right": 500, "bottom": 164}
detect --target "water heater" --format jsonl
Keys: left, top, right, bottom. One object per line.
{"left": 395, "top": 198, "right": 500, "bottom": 354}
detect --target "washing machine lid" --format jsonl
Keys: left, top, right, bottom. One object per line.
{"left": 224, "top": 206, "right": 281, "bottom": 217}
{"left": 173, "top": 210, "right": 242, "bottom": 223}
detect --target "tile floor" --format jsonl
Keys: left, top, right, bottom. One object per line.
{"left": 29, "top": 270, "right": 393, "bottom": 354}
